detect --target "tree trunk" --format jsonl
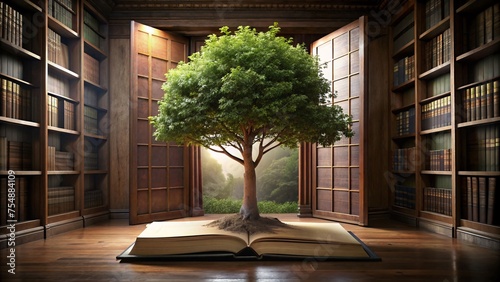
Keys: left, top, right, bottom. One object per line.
{"left": 239, "top": 143, "right": 260, "bottom": 220}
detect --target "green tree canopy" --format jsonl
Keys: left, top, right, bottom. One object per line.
{"left": 150, "top": 23, "right": 352, "bottom": 220}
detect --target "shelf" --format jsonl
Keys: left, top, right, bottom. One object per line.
{"left": 391, "top": 170, "right": 416, "bottom": 175}
{"left": 393, "top": 40, "right": 415, "bottom": 59}
{"left": 48, "top": 92, "right": 80, "bottom": 104}
{"left": 458, "top": 171, "right": 500, "bottom": 177}
{"left": 392, "top": 78, "right": 415, "bottom": 92}
{"left": 48, "top": 126, "right": 80, "bottom": 136}
{"left": 0, "top": 170, "right": 42, "bottom": 176}
{"left": 419, "top": 62, "right": 450, "bottom": 80}
{"left": 0, "top": 116, "right": 40, "bottom": 128}
{"left": 84, "top": 133, "right": 108, "bottom": 140}
{"left": 0, "top": 38, "right": 41, "bottom": 60}
{"left": 421, "top": 170, "right": 452, "bottom": 176}
{"left": 419, "top": 16, "right": 450, "bottom": 41}
{"left": 48, "top": 15, "right": 79, "bottom": 39}
{"left": 457, "top": 75, "right": 500, "bottom": 91}
{"left": 456, "top": 0, "right": 498, "bottom": 14}
{"left": 48, "top": 61, "right": 79, "bottom": 79}
{"left": 84, "top": 41, "right": 107, "bottom": 61}
{"left": 456, "top": 39, "right": 500, "bottom": 62}
{"left": 48, "top": 171, "right": 80, "bottom": 175}
{"left": 420, "top": 91, "right": 451, "bottom": 104}
{"left": 392, "top": 103, "right": 415, "bottom": 113}
{"left": 7, "top": 0, "right": 43, "bottom": 13}
{"left": 0, "top": 73, "right": 36, "bottom": 88}
{"left": 84, "top": 170, "right": 108, "bottom": 175}
{"left": 84, "top": 80, "right": 108, "bottom": 92}
{"left": 420, "top": 126, "right": 452, "bottom": 135}
{"left": 457, "top": 117, "right": 500, "bottom": 128}
{"left": 392, "top": 133, "right": 416, "bottom": 141}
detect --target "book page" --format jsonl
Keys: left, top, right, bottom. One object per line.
{"left": 129, "top": 220, "right": 249, "bottom": 255}
{"left": 249, "top": 222, "right": 369, "bottom": 258}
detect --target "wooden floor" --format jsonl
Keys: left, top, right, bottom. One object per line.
{"left": 1, "top": 214, "right": 499, "bottom": 282}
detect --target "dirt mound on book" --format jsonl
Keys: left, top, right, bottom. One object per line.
{"left": 206, "top": 214, "right": 293, "bottom": 235}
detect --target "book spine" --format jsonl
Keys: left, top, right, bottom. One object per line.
{"left": 472, "top": 176, "right": 478, "bottom": 222}
{"left": 479, "top": 177, "right": 487, "bottom": 223}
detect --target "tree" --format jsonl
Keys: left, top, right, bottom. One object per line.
{"left": 150, "top": 23, "right": 352, "bottom": 223}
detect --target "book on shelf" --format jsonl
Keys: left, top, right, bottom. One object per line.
{"left": 423, "top": 187, "right": 451, "bottom": 216}
{"left": 465, "top": 176, "right": 498, "bottom": 225}
{"left": 393, "top": 147, "right": 416, "bottom": 172}
{"left": 48, "top": 186, "right": 75, "bottom": 215}
{"left": 466, "top": 124, "right": 499, "bottom": 171}
{"left": 464, "top": 3, "right": 500, "bottom": 52}
{"left": 84, "top": 189, "right": 103, "bottom": 209}
{"left": 48, "top": 72, "right": 70, "bottom": 97}
{"left": 426, "top": 148, "right": 451, "bottom": 171}
{"left": 0, "top": 52, "right": 23, "bottom": 79}
{"left": 0, "top": 138, "right": 32, "bottom": 171}
{"left": 395, "top": 107, "right": 415, "bottom": 136}
{"left": 0, "top": 177, "right": 30, "bottom": 225}
{"left": 424, "top": 0, "right": 449, "bottom": 31}
{"left": 393, "top": 55, "right": 414, "bottom": 87}
{"left": 47, "top": 95, "right": 59, "bottom": 127}
{"left": 463, "top": 80, "right": 500, "bottom": 122}
{"left": 84, "top": 9, "right": 104, "bottom": 48}
{"left": 1, "top": 78, "right": 33, "bottom": 121}
{"left": 394, "top": 184, "right": 416, "bottom": 209}
{"left": 0, "top": 2, "right": 23, "bottom": 48}
{"left": 83, "top": 53, "right": 100, "bottom": 85}
{"left": 424, "top": 29, "right": 451, "bottom": 71}
{"left": 48, "top": 29, "right": 69, "bottom": 69}
{"left": 47, "top": 146, "right": 74, "bottom": 171}
{"left": 121, "top": 220, "right": 372, "bottom": 260}
{"left": 48, "top": 0, "right": 74, "bottom": 30}
{"left": 63, "top": 100, "right": 75, "bottom": 130}
{"left": 421, "top": 96, "right": 451, "bottom": 130}
{"left": 84, "top": 105, "right": 99, "bottom": 135}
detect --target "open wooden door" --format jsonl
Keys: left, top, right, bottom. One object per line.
{"left": 129, "top": 21, "right": 202, "bottom": 224}
{"left": 300, "top": 17, "right": 368, "bottom": 225}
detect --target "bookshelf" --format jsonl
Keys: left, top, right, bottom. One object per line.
{"left": 389, "top": 0, "right": 499, "bottom": 247}
{"left": 0, "top": 0, "right": 109, "bottom": 247}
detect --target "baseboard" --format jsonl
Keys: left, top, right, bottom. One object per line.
{"left": 457, "top": 227, "right": 500, "bottom": 250}
{"left": 109, "top": 209, "right": 129, "bottom": 219}
{"left": 0, "top": 226, "right": 45, "bottom": 249}
{"left": 83, "top": 211, "right": 110, "bottom": 227}
{"left": 390, "top": 211, "right": 417, "bottom": 227}
{"left": 418, "top": 218, "right": 454, "bottom": 238}
{"left": 45, "top": 217, "right": 84, "bottom": 238}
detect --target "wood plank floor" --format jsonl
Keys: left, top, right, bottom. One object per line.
{"left": 1, "top": 214, "right": 499, "bottom": 282}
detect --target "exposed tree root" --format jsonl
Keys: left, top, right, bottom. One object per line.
{"left": 205, "top": 214, "right": 293, "bottom": 235}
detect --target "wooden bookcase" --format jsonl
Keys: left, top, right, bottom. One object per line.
{"left": 389, "top": 0, "right": 499, "bottom": 248}
{"left": 0, "top": 0, "right": 109, "bottom": 247}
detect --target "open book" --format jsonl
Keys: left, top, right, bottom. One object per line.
{"left": 120, "top": 220, "right": 374, "bottom": 260}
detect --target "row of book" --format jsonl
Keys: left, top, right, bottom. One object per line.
{"left": 466, "top": 124, "right": 500, "bottom": 171}
{"left": 48, "top": 96, "right": 76, "bottom": 130}
{"left": 48, "top": 0, "right": 74, "bottom": 30}
{"left": 424, "top": 0, "right": 449, "bottom": 31}
{"left": 395, "top": 107, "right": 415, "bottom": 136}
{"left": 84, "top": 189, "right": 103, "bottom": 209}
{"left": 393, "top": 11, "right": 414, "bottom": 53}
{"left": 423, "top": 187, "right": 451, "bottom": 216}
{"left": 464, "top": 176, "right": 497, "bottom": 225}
{"left": 0, "top": 177, "right": 31, "bottom": 225}
{"left": 84, "top": 106, "right": 99, "bottom": 135}
{"left": 48, "top": 186, "right": 75, "bottom": 215}
{"left": 393, "top": 55, "right": 415, "bottom": 87}
{"left": 393, "top": 147, "right": 416, "bottom": 172}
{"left": 83, "top": 53, "right": 100, "bottom": 85}
{"left": 462, "top": 3, "right": 500, "bottom": 53}
{"left": 47, "top": 146, "right": 74, "bottom": 171}
{"left": 84, "top": 9, "right": 104, "bottom": 49}
{"left": 426, "top": 148, "right": 451, "bottom": 171}
{"left": 462, "top": 80, "right": 499, "bottom": 122}
{"left": 48, "top": 72, "right": 70, "bottom": 97}
{"left": 0, "top": 2, "right": 23, "bottom": 48}
{"left": 1, "top": 78, "right": 34, "bottom": 121}
{"left": 0, "top": 52, "right": 23, "bottom": 79}
{"left": 48, "top": 29, "right": 69, "bottom": 69}
{"left": 394, "top": 184, "right": 416, "bottom": 209}
{"left": 421, "top": 96, "right": 451, "bottom": 130}
{"left": 84, "top": 152, "right": 99, "bottom": 170}
{"left": 0, "top": 137, "right": 32, "bottom": 171}
{"left": 424, "top": 28, "right": 451, "bottom": 71}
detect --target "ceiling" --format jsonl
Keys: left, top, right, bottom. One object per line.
{"left": 100, "top": 0, "right": 384, "bottom": 39}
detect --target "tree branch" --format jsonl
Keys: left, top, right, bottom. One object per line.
{"left": 218, "top": 145, "right": 244, "bottom": 165}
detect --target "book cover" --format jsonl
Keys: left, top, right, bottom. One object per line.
{"left": 487, "top": 178, "right": 496, "bottom": 225}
